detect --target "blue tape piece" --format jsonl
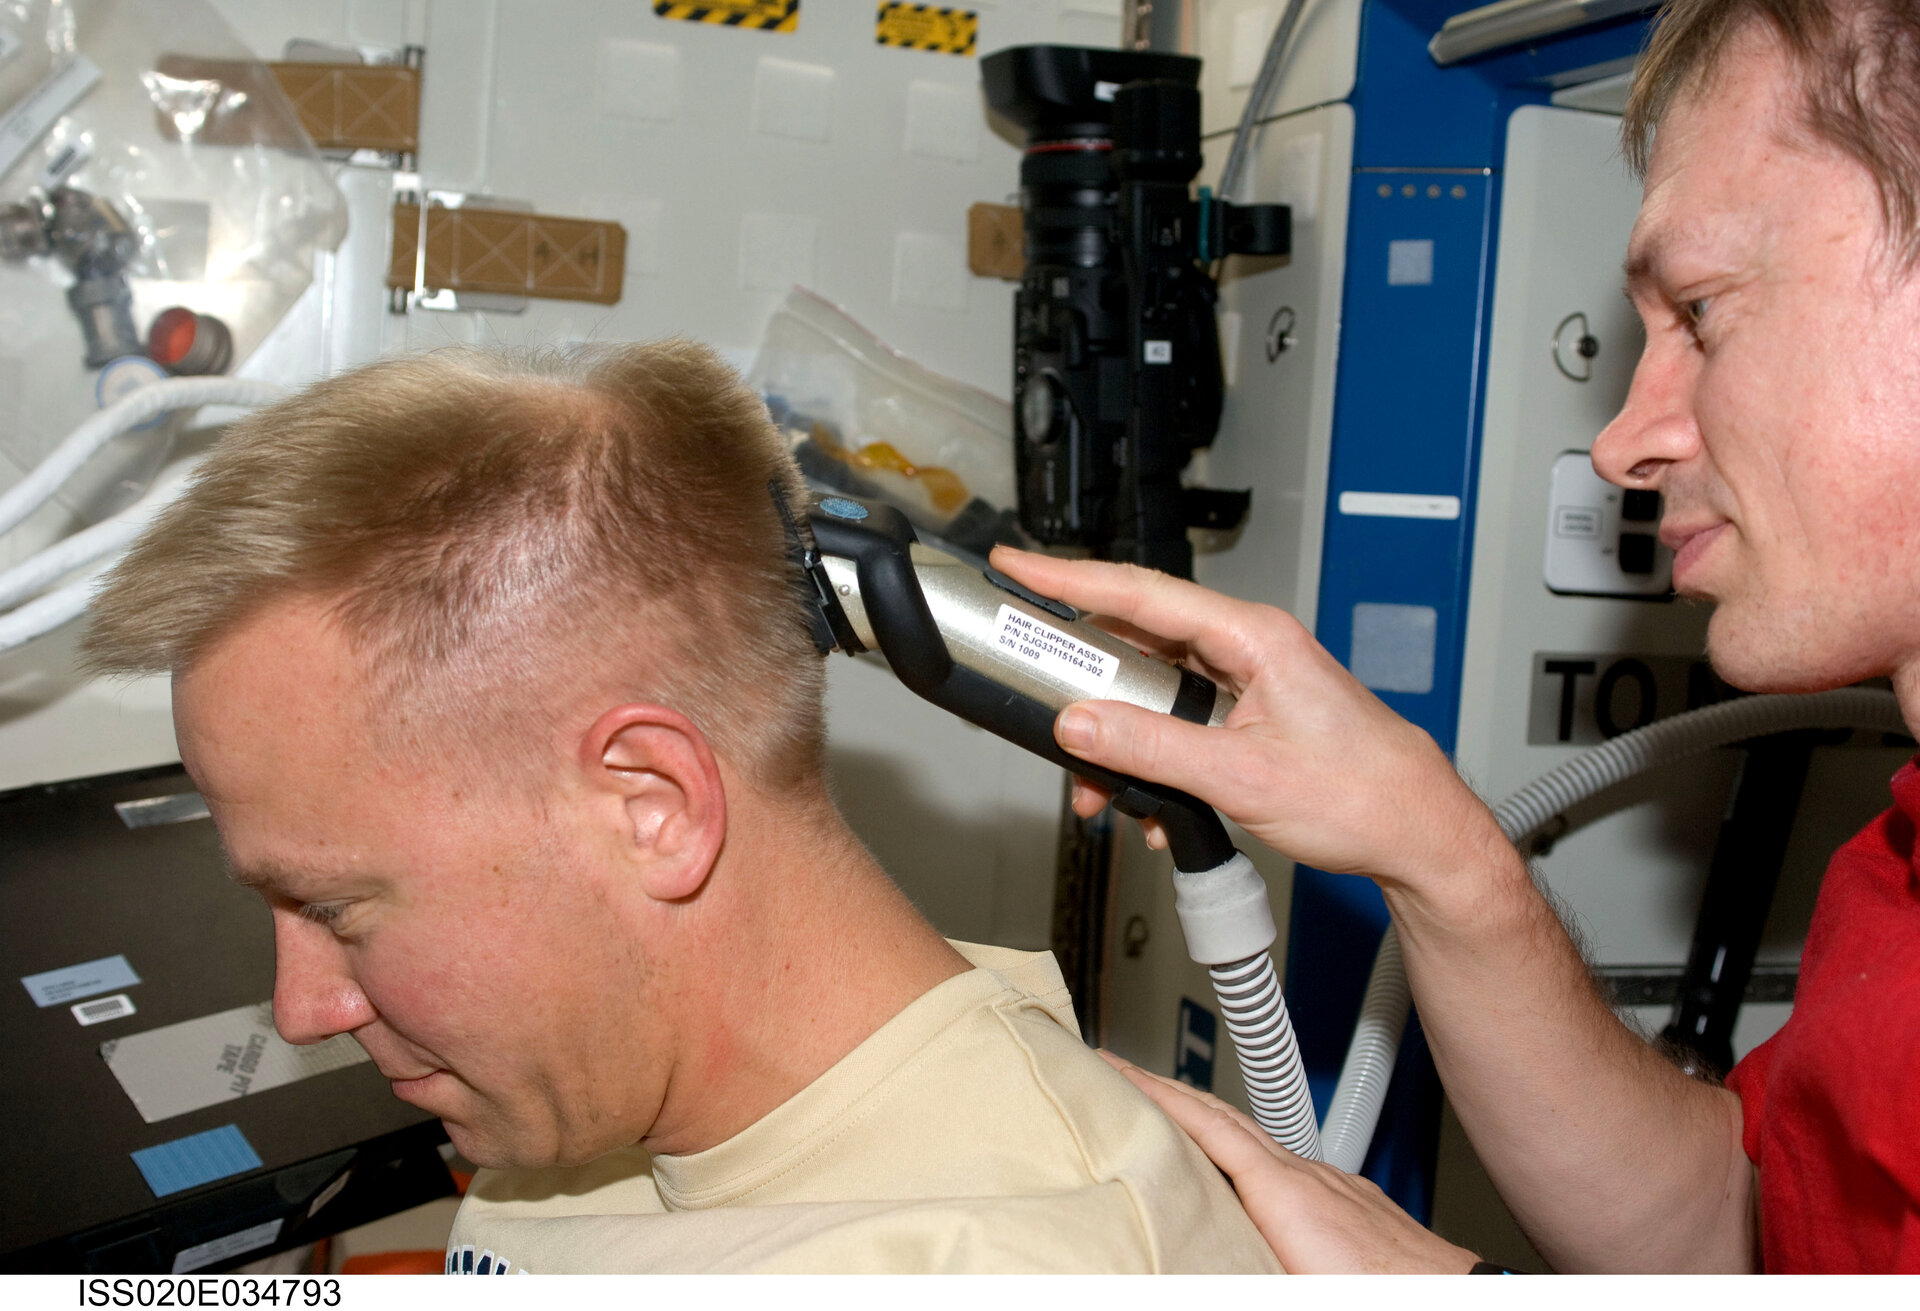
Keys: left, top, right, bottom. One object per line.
{"left": 131, "top": 1124, "right": 263, "bottom": 1198}
{"left": 20, "top": 954, "right": 141, "bottom": 1007}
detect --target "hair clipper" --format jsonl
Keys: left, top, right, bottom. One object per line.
{"left": 775, "top": 488, "right": 1237, "bottom": 871}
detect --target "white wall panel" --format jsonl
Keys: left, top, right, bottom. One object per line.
{"left": 2, "top": 0, "right": 1123, "bottom": 956}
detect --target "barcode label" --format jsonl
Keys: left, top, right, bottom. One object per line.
{"left": 35, "top": 138, "right": 87, "bottom": 189}
{"left": 73, "top": 993, "right": 136, "bottom": 1026}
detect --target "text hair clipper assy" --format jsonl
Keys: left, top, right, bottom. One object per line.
{"left": 773, "top": 485, "right": 1323, "bottom": 1158}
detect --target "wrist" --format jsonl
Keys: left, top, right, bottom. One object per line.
{"left": 1377, "top": 808, "right": 1533, "bottom": 938}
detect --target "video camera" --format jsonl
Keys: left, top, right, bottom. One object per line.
{"left": 981, "top": 45, "right": 1290, "bottom": 578}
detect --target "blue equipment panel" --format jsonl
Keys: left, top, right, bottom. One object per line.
{"left": 1284, "top": 0, "right": 1654, "bottom": 1220}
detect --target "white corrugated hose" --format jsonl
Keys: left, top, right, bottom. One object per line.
{"left": 0, "top": 376, "right": 282, "bottom": 653}
{"left": 1317, "top": 687, "right": 1909, "bottom": 1174}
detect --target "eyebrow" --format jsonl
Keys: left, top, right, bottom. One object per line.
{"left": 224, "top": 856, "right": 345, "bottom": 893}
{"left": 223, "top": 857, "right": 279, "bottom": 890}
{"left": 1622, "top": 235, "right": 1663, "bottom": 292}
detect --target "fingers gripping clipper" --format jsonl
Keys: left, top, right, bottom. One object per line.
{"left": 774, "top": 487, "right": 1322, "bottom": 1159}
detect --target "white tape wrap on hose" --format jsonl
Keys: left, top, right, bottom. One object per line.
{"left": 1172, "top": 852, "right": 1277, "bottom": 964}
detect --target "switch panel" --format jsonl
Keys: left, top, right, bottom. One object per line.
{"left": 1543, "top": 452, "right": 1673, "bottom": 597}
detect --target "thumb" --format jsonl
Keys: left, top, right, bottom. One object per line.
{"left": 1054, "top": 698, "right": 1230, "bottom": 801}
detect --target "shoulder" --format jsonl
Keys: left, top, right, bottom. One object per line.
{"left": 449, "top": 1188, "right": 1177, "bottom": 1273}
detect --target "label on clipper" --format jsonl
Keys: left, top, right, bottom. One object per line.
{"left": 994, "top": 605, "right": 1118, "bottom": 698}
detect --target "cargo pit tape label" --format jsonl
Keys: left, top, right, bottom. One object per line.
{"left": 993, "top": 604, "right": 1117, "bottom": 698}
{"left": 654, "top": 0, "right": 799, "bottom": 31}
{"left": 102, "top": 1000, "right": 370, "bottom": 1124}
{"left": 875, "top": 3, "right": 978, "bottom": 56}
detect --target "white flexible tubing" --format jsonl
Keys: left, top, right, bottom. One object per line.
{"left": 1211, "top": 951, "right": 1322, "bottom": 1159}
{"left": 0, "top": 472, "right": 196, "bottom": 651}
{"left": 1316, "top": 687, "right": 1908, "bottom": 1173}
{"left": 0, "top": 377, "right": 283, "bottom": 539}
{"left": 0, "top": 496, "right": 153, "bottom": 612}
{"left": 1489, "top": 688, "right": 1905, "bottom": 842}
{"left": 0, "top": 568, "right": 101, "bottom": 653}
{"left": 0, "top": 451, "right": 212, "bottom": 613}
{"left": 1319, "top": 926, "right": 1408, "bottom": 1172}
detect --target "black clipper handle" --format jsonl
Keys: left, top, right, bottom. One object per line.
{"left": 806, "top": 497, "right": 1233, "bottom": 872}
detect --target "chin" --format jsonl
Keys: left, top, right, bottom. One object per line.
{"left": 445, "top": 1118, "right": 609, "bottom": 1173}
{"left": 442, "top": 1119, "right": 534, "bottom": 1172}
{"left": 1705, "top": 608, "right": 1883, "bottom": 694}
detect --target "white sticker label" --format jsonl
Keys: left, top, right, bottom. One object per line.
{"left": 993, "top": 604, "right": 1117, "bottom": 698}
{"left": 0, "top": 54, "right": 101, "bottom": 182}
{"left": 1143, "top": 340, "right": 1172, "bottom": 364}
{"left": 171, "top": 1218, "right": 283, "bottom": 1274}
{"left": 73, "top": 993, "right": 136, "bottom": 1026}
{"left": 21, "top": 953, "right": 141, "bottom": 1007}
{"left": 1337, "top": 491, "right": 1462, "bottom": 520}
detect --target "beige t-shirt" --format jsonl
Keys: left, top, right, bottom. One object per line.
{"left": 446, "top": 941, "right": 1281, "bottom": 1273}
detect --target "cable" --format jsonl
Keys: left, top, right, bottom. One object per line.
{"left": 1216, "top": 0, "right": 1309, "bottom": 204}
{"left": 0, "top": 489, "right": 156, "bottom": 612}
{"left": 0, "top": 376, "right": 282, "bottom": 539}
{"left": 0, "top": 568, "right": 101, "bottom": 654}
{"left": 0, "top": 377, "right": 282, "bottom": 652}
{"left": 1316, "top": 687, "right": 1908, "bottom": 1173}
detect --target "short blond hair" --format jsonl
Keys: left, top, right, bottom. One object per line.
{"left": 82, "top": 340, "right": 826, "bottom": 790}
{"left": 1625, "top": 0, "right": 1920, "bottom": 264}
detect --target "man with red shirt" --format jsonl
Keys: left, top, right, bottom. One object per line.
{"left": 991, "top": 0, "right": 1920, "bottom": 1274}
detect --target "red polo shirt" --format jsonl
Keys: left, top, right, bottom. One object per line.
{"left": 1725, "top": 757, "right": 1920, "bottom": 1271}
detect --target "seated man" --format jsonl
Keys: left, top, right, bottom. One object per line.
{"left": 81, "top": 341, "right": 1279, "bottom": 1274}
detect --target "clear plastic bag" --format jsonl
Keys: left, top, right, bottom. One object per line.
{"left": 750, "top": 288, "right": 1024, "bottom": 557}
{"left": 0, "top": 0, "right": 347, "bottom": 525}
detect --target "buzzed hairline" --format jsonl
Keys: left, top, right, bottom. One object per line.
{"left": 84, "top": 340, "right": 829, "bottom": 793}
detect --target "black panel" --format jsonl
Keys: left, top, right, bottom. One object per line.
{"left": 0, "top": 766, "right": 450, "bottom": 1272}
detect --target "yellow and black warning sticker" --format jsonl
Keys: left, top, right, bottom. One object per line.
{"left": 875, "top": 3, "right": 978, "bottom": 56}
{"left": 654, "top": 0, "right": 798, "bottom": 32}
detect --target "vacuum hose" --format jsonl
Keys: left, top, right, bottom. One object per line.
{"left": 1165, "top": 819, "right": 1322, "bottom": 1158}
{"left": 1211, "top": 951, "right": 1320, "bottom": 1158}
{"left": 1316, "top": 686, "right": 1908, "bottom": 1173}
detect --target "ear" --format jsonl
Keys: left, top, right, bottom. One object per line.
{"left": 578, "top": 704, "right": 727, "bottom": 902}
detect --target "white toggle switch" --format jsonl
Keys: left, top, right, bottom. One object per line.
{"left": 1544, "top": 452, "right": 1673, "bottom": 597}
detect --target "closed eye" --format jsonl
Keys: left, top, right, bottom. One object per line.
{"left": 297, "top": 902, "right": 345, "bottom": 926}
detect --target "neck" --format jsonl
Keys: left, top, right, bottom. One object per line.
{"left": 1894, "top": 661, "right": 1920, "bottom": 741}
{"left": 640, "top": 784, "right": 970, "bottom": 1156}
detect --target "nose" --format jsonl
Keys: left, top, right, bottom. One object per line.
{"left": 271, "top": 910, "right": 376, "bottom": 1044}
{"left": 1590, "top": 338, "right": 1702, "bottom": 488}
